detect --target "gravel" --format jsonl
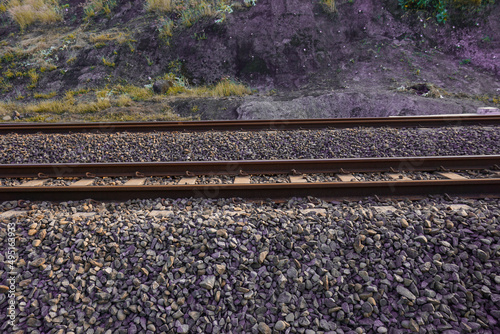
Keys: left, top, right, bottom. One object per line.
{"left": 1, "top": 126, "right": 499, "bottom": 164}
{"left": 1, "top": 196, "right": 499, "bottom": 333}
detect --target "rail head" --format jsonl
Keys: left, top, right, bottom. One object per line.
{"left": 1, "top": 115, "right": 499, "bottom": 134}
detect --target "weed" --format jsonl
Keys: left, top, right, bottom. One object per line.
{"left": 0, "top": 77, "right": 13, "bottom": 92}
{"left": 3, "top": 69, "right": 15, "bottom": 79}
{"left": 460, "top": 58, "right": 471, "bottom": 65}
{"left": 193, "top": 32, "right": 207, "bottom": 40}
{"left": 145, "top": 0, "right": 175, "bottom": 13}
{"left": 319, "top": 0, "right": 336, "bottom": 13}
{"left": 89, "top": 30, "right": 133, "bottom": 45}
{"left": 66, "top": 56, "right": 76, "bottom": 64}
{"left": 102, "top": 57, "right": 115, "bottom": 67}
{"left": 34, "top": 91, "right": 57, "bottom": 99}
{"left": 481, "top": 35, "right": 491, "bottom": 42}
{"left": 114, "top": 94, "right": 133, "bottom": 107}
{"left": 83, "top": 0, "right": 116, "bottom": 20}
{"left": 145, "top": 55, "right": 153, "bottom": 66}
{"left": 157, "top": 18, "right": 175, "bottom": 45}
{"left": 26, "top": 99, "right": 67, "bottom": 113}
{"left": 210, "top": 77, "right": 251, "bottom": 97}
{"left": 27, "top": 68, "right": 39, "bottom": 89}
{"left": 6, "top": 0, "right": 63, "bottom": 30}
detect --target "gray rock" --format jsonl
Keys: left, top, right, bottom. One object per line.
{"left": 396, "top": 285, "right": 416, "bottom": 301}
{"left": 277, "top": 291, "right": 293, "bottom": 303}
{"left": 476, "top": 249, "right": 489, "bottom": 262}
{"left": 274, "top": 320, "right": 287, "bottom": 331}
{"left": 415, "top": 235, "right": 428, "bottom": 243}
{"left": 258, "top": 322, "right": 271, "bottom": 334}
{"left": 153, "top": 80, "right": 173, "bottom": 94}
{"left": 200, "top": 276, "right": 216, "bottom": 290}
{"left": 177, "top": 324, "right": 189, "bottom": 334}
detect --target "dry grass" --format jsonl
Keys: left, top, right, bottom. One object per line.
{"left": 210, "top": 78, "right": 251, "bottom": 97}
{"left": 6, "top": 0, "right": 62, "bottom": 30}
{"left": 88, "top": 30, "right": 133, "bottom": 45}
{"left": 145, "top": 0, "right": 175, "bottom": 13}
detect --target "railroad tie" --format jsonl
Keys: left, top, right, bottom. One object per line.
{"left": 16, "top": 179, "right": 48, "bottom": 187}
{"left": 179, "top": 177, "right": 197, "bottom": 185}
{"left": 233, "top": 176, "right": 251, "bottom": 184}
{"left": 436, "top": 172, "right": 468, "bottom": 180}
{"left": 124, "top": 178, "right": 147, "bottom": 186}
{"left": 289, "top": 175, "right": 307, "bottom": 183}
{"left": 337, "top": 174, "right": 358, "bottom": 182}
{"left": 70, "top": 179, "right": 95, "bottom": 186}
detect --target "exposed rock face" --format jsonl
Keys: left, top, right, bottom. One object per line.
{"left": 236, "top": 89, "right": 488, "bottom": 119}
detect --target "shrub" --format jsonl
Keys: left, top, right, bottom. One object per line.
{"left": 6, "top": 0, "right": 62, "bottom": 30}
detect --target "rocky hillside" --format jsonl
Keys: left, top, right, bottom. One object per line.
{"left": 0, "top": 0, "right": 499, "bottom": 121}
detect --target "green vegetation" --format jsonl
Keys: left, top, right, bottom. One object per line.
{"left": 83, "top": 0, "right": 117, "bottom": 21}
{"left": 399, "top": 0, "right": 495, "bottom": 24}
{"left": 320, "top": 0, "right": 336, "bottom": 13}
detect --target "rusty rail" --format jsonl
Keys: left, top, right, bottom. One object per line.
{"left": 1, "top": 114, "right": 500, "bottom": 134}
{"left": 0, "top": 155, "right": 499, "bottom": 201}
{"left": 0, "top": 155, "right": 499, "bottom": 178}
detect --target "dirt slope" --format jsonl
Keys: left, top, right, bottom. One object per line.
{"left": 0, "top": 0, "right": 499, "bottom": 120}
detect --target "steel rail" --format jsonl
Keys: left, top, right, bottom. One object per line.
{"left": 1, "top": 115, "right": 499, "bottom": 134}
{"left": 1, "top": 155, "right": 498, "bottom": 178}
{"left": 1, "top": 179, "right": 499, "bottom": 201}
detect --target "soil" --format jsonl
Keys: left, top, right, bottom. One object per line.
{"left": 0, "top": 0, "right": 499, "bottom": 121}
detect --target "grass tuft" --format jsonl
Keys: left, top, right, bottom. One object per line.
{"left": 6, "top": 0, "right": 62, "bottom": 30}
{"left": 145, "top": 0, "right": 175, "bottom": 13}
{"left": 210, "top": 77, "right": 252, "bottom": 97}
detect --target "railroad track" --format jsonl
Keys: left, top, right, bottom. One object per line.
{"left": 1, "top": 114, "right": 500, "bottom": 134}
{"left": 1, "top": 156, "right": 499, "bottom": 201}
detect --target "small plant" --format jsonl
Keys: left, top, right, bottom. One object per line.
{"left": 210, "top": 77, "right": 251, "bottom": 97}
{"left": 0, "top": 77, "right": 13, "bottom": 93}
{"left": 145, "top": 55, "right": 154, "bottom": 66}
{"left": 460, "top": 58, "right": 471, "bottom": 65}
{"left": 319, "top": 0, "right": 336, "bottom": 13}
{"left": 114, "top": 94, "right": 133, "bottom": 107}
{"left": 83, "top": 0, "right": 116, "bottom": 21}
{"left": 27, "top": 68, "right": 39, "bottom": 89}
{"left": 145, "top": 0, "right": 175, "bottom": 13}
{"left": 481, "top": 35, "right": 491, "bottom": 42}
{"left": 66, "top": 56, "right": 76, "bottom": 64}
{"left": 34, "top": 91, "right": 57, "bottom": 99}
{"left": 193, "top": 32, "right": 207, "bottom": 40}
{"left": 3, "top": 69, "right": 15, "bottom": 79}
{"left": 157, "top": 18, "right": 175, "bottom": 45}
{"left": 102, "top": 57, "right": 115, "bottom": 67}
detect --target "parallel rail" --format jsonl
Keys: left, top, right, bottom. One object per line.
{"left": 0, "top": 155, "right": 498, "bottom": 178}
{"left": 1, "top": 115, "right": 500, "bottom": 134}
{"left": 1, "top": 156, "right": 499, "bottom": 201}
